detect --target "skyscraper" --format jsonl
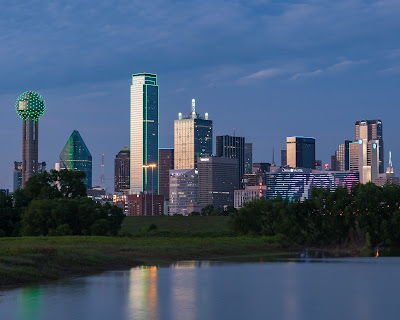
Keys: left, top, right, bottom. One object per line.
{"left": 130, "top": 73, "right": 159, "bottom": 194}
{"left": 286, "top": 136, "right": 315, "bottom": 169}
{"left": 349, "top": 139, "right": 380, "bottom": 184}
{"left": 198, "top": 156, "right": 239, "bottom": 208}
{"left": 174, "top": 99, "right": 212, "bottom": 170}
{"left": 244, "top": 143, "right": 253, "bottom": 174}
{"left": 15, "top": 91, "right": 46, "bottom": 188}
{"left": 159, "top": 148, "right": 174, "bottom": 200}
{"left": 331, "top": 140, "right": 351, "bottom": 171}
{"left": 281, "top": 149, "right": 287, "bottom": 167}
{"left": 216, "top": 135, "right": 245, "bottom": 185}
{"left": 169, "top": 168, "right": 198, "bottom": 215}
{"left": 59, "top": 130, "right": 92, "bottom": 189}
{"left": 114, "top": 146, "right": 130, "bottom": 193}
{"left": 355, "top": 119, "right": 384, "bottom": 173}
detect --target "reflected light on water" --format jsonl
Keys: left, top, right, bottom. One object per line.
{"left": 18, "top": 288, "right": 43, "bottom": 320}
{"left": 127, "top": 266, "right": 158, "bottom": 320}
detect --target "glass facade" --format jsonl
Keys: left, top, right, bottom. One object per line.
{"left": 216, "top": 135, "right": 245, "bottom": 185}
{"left": 114, "top": 146, "right": 130, "bottom": 192}
{"left": 286, "top": 137, "right": 315, "bottom": 169}
{"left": 169, "top": 169, "right": 198, "bottom": 215}
{"left": 174, "top": 100, "right": 212, "bottom": 170}
{"left": 130, "top": 73, "right": 159, "bottom": 194}
{"left": 244, "top": 143, "right": 253, "bottom": 174}
{"left": 59, "top": 130, "right": 92, "bottom": 189}
{"left": 265, "top": 169, "right": 359, "bottom": 202}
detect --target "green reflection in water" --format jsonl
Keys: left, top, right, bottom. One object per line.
{"left": 18, "top": 287, "right": 43, "bottom": 320}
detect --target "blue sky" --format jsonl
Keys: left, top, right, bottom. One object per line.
{"left": 1, "top": 0, "right": 400, "bottom": 191}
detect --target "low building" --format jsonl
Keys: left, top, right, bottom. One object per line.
{"left": 265, "top": 168, "right": 359, "bottom": 202}
{"left": 127, "top": 194, "right": 164, "bottom": 216}
{"left": 234, "top": 185, "right": 267, "bottom": 209}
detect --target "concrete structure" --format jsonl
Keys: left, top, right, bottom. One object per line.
{"left": 234, "top": 185, "right": 267, "bottom": 209}
{"left": 349, "top": 139, "right": 380, "bottom": 184}
{"left": 198, "top": 156, "right": 239, "bottom": 208}
{"left": 244, "top": 143, "right": 253, "bottom": 174}
{"left": 265, "top": 168, "right": 359, "bottom": 202}
{"left": 15, "top": 91, "right": 46, "bottom": 188}
{"left": 216, "top": 135, "right": 245, "bottom": 185}
{"left": 169, "top": 169, "right": 198, "bottom": 215}
{"left": 114, "top": 146, "right": 130, "bottom": 193}
{"left": 130, "top": 73, "right": 159, "bottom": 194}
{"left": 159, "top": 148, "right": 174, "bottom": 200}
{"left": 60, "top": 130, "right": 92, "bottom": 189}
{"left": 127, "top": 194, "right": 164, "bottom": 216}
{"left": 355, "top": 119, "right": 384, "bottom": 173}
{"left": 286, "top": 136, "right": 315, "bottom": 169}
{"left": 174, "top": 99, "right": 212, "bottom": 170}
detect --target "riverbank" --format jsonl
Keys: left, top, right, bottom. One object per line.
{"left": 0, "top": 235, "right": 291, "bottom": 288}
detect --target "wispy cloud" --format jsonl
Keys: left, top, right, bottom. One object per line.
{"left": 379, "top": 65, "right": 400, "bottom": 74}
{"left": 290, "top": 59, "right": 367, "bottom": 80}
{"left": 241, "top": 68, "right": 286, "bottom": 81}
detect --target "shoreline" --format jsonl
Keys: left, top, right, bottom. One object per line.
{"left": 0, "top": 235, "right": 381, "bottom": 290}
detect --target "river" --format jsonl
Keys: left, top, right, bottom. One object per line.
{"left": 1, "top": 257, "right": 399, "bottom": 320}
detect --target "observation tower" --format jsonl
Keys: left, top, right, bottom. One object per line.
{"left": 15, "top": 91, "right": 46, "bottom": 187}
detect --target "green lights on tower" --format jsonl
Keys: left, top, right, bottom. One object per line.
{"left": 15, "top": 91, "right": 46, "bottom": 120}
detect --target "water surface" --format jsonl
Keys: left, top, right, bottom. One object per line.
{"left": 1, "top": 258, "right": 399, "bottom": 320}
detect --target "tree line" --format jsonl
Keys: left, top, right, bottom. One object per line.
{"left": 230, "top": 182, "right": 400, "bottom": 248}
{"left": 0, "top": 170, "right": 125, "bottom": 236}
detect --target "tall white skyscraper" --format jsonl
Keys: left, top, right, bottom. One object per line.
{"left": 130, "top": 73, "right": 159, "bottom": 194}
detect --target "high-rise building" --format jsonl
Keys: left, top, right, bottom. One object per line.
{"left": 159, "top": 148, "right": 174, "bottom": 200}
{"left": 174, "top": 99, "right": 212, "bottom": 170}
{"left": 114, "top": 146, "right": 130, "bottom": 193}
{"left": 59, "top": 130, "right": 92, "bottom": 189}
{"left": 331, "top": 140, "right": 351, "bottom": 171}
{"left": 355, "top": 119, "right": 384, "bottom": 173}
{"left": 281, "top": 149, "right": 287, "bottom": 167}
{"left": 169, "top": 168, "right": 198, "bottom": 215}
{"left": 244, "top": 143, "right": 253, "bottom": 174}
{"left": 253, "top": 162, "right": 271, "bottom": 173}
{"left": 349, "top": 139, "right": 380, "bottom": 184}
{"left": 130, "top": 73, "right": 159, "bottom": 194}
{"left": 286, "top": 136, "right": 315, "bottom": 169}
{"left": 13, "top": 161, "right": 22, "bottom": 192}
{"left": 216, "top": 135, "right": 245, "bottom": 185}
{"left": 15, "top": 91, "right": 46, "bottom": 188}
{"left": 198, "top": 156, "right": 239, "bottom": 208}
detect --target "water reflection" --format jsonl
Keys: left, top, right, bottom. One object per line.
{"left": 18, "top": 288, "right": 43, "bottom": 320}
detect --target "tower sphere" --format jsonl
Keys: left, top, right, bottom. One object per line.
{"left": 15, "top": 91, "right": 46, "bottom": 120}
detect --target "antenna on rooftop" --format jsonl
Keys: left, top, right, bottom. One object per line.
{"left": 191, "top": 98, "right": 196, "bottom": 119}
{"left": 101, "top": 153, "right": 105, "bottom": 189}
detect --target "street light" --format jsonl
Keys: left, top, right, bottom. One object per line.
{"left": 142, "top": 165, "right": 150, "bottom": 216}
{"left": 149, "top": 164, "right": 157, "bottom": 216}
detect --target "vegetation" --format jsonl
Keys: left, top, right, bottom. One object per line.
{"left": 230, "top": 183, "right": 400, "bottom": 248}
{"left": 0, "top": 170, "right": 125, "bottom": 237}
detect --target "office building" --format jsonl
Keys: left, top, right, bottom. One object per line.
{"left": 127, "top": 194, "right": 164, "bottom": 216}
{"left": 281, "top": 149, "right": 287, "bottom": 167}
{"left": 253, "top": 162, "right": 271, "bottom": 173}
{"left": 331, "top": 140, "right": 351, "bottom": 171}
{"left": 59, "top": 130, "right": 92, "bottom": 189}
{"left": 13, "top": 161, "right": 22, "bottom": 192}
{"left": 286, "top": 136, "right": 315, "bottom": 169}
{"left": 265, "top": 168, "right": 359, "bottom": 202}
{"left": 114, "top": 146, "right": 130, "bottom": 193}
{"left": 15, "top": 91, "right": 46, "bottom": 188}
{"left": 130, "top": 73, "right": 159, "bottom": 194}
{"left": 244, "top": 143, "right": 253, "bottom": 174}
{"left": 169, "top": 169, "right": 198, "bottom": 215}
{"left": 216, "top": 135, "right": 245, "bottom": 185}
{"left": 234, "top": 185, "right": 267, "bottom": 209}
{"left": 159, "top": 148, "right": 174, "bottom": 200}
{"left": 355, "top": 119, "right": 384, "bottom": 173}
{"left": 174, "top": 99, "right": 212, "bottom": 170}
{"left": 198, "top": 156, "right": 239, "bottom": 208}
{"left": 348, "top": 139, "right": 380, "bottom": 184}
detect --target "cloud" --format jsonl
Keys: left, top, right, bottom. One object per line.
{"left": 379, "top": 65, "right": 400, "bottom": 74}
{"left": 290, "top": 59, "right": 367, "bottom": 80}
{"left": 241, "top": 68, "right": 286, "bottom": 81}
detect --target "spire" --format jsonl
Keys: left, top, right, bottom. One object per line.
{"left": 386, "top": 151, "right": 394, "bottom": 174}
{"left": 191, "top": 98, "right": 196, "bottom": 119}
{"left": 272, "top": 147, "right": 275, "bottom": 166}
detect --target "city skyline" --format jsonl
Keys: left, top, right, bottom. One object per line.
{"left": 1, "top": 1, "right": 400, "bottom": 190}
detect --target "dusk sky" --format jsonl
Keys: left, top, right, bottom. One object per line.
{"left": 1, "top": 0, "right": 399, "bottom": 191}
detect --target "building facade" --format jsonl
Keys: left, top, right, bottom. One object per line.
{"left": 114, "top": 146, "right": 130, "bottom": 193}
{"left": 216, "top": 135, "right": 245, "bottom": 185}
{"left": 286, "top": 136, "right": 315, "bottom": 169}
{"left": 265, "top": 168, "right": 359, "bottom": 202}
{"left": 234, "top": 185, "right": 267, "bottom": 209}
{"left": 127, "top": 194, "right": 164, "bottom": 216}
{"left": 198, "top": 156, "right": 239, "bottom": 208}
{"left": 159, "top": 148, "right": 174, "bottom": 200}
{"left": 130, "top": 73, "right": 159, "bottom": 194}
{"left": 355, "top": 119, "right": 384, "bottom": 173}
{"left": 244, "top": 143, "right": 253, "bottom": 174}
{"left": 169, "top": 169, "right": 198, "bottom": 215}
{"left": 59, "top": 130, "right": 92, "bottom": 189}
{"left": 281, "top": 149, "right": 287, "bottom": 167}
{"left": 174, "top": 99, "right": 212, "bottom": 170}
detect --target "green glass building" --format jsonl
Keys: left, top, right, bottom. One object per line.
{"left": 59, "top": 130, "right": 92, "bottom": 189}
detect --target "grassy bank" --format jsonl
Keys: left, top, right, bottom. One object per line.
{"left": 0, "top": 234, "right": 289, "bottom": 288}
